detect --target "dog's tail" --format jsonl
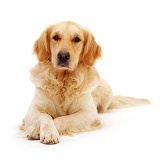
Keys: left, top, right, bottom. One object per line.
{"left": 108, "top": 95, "right": 151, "bottom": 109}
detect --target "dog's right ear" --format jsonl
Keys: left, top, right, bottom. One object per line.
{"left": 33, "top": 27, "right": 51, "bottom": 61}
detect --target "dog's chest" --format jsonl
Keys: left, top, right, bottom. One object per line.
{"left": 30, "top": 63, "right": 97, "bottom": 108}
{"left": 46, "top": 75, "right": 83, "bottom": 105}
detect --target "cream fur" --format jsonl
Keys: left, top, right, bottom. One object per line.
{"left": 20, "top": 21, "right": 150, "bottom": 144}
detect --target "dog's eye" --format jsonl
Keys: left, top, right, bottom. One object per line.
{"left": 73, "top": 37, "right": 81, "bottom": 43}
{"left": 53, "top": 35, "right": 59, "bottom": 41}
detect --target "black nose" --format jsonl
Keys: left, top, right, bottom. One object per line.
{"left": 57, "top": 51, "right": 70, "bottom": 63}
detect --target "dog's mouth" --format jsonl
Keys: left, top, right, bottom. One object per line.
{"left": 60, "top": 64, "right": 66, "bottom": 67}
{"left": 56, "top": 62, "right": 70, "bottom": 70}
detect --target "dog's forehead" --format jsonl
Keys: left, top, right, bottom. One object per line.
{"left": 52, "top": 22, "right": 83, "bottom": 36}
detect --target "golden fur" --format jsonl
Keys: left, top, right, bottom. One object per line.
{"left": 20, "top": 21, "right": 150, "bottom": 144}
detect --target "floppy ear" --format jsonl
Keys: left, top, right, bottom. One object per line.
{"left": 33, "top": 27, "right": 51, "bottom": 61}
{"left": 82, "top": 30, "right": 102, "bottom": 66}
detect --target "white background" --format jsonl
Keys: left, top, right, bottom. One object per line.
{"left": 0, "top": 0, "right": 160, "bottom": 159}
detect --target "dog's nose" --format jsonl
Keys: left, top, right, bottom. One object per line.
{"left": 57, "top": 51, "right": 70, "bottom": 63}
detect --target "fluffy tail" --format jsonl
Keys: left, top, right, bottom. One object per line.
{"left": 109, "top": 95, "right": 151, "bottom": 109}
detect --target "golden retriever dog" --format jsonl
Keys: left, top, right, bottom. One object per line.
{"left": 20, "top": 21, "right": 150, "bottom": 144}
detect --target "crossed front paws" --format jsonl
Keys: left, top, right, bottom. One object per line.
{"left": 26, "top": 125, "right": 60, "bottom": 144}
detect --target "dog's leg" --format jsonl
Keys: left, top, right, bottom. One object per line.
{"left": 53, "top": 94, "right": 101, "bottom": 134}
{"left": 92, "top": 79, "right": 113, "bottom": 113}
{"left": 22, "top": 109, "right": 59, "bottom": 144}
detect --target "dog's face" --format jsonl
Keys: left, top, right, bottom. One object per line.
{"left": 50, "top": 22, "right": 85, "bottom": 70}
{"left": 33, "top": 21, "right": 102, "bottom": 71}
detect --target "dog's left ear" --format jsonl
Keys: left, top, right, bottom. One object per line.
{"left": 82, "top": 30, "right": 102, "bottom": 66}
{"left": 33, "top": 27, "right": 51, "bottom": 61}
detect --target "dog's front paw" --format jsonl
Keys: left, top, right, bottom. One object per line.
{"left": 40, "top": 125, "right": 60, "bottom": 144}
{"left": 27, "top": 126, "right": 40, "bottom": 140}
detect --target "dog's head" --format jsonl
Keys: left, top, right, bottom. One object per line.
{"left": 33, "top": 21, "right": 102, "bottom": 71}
